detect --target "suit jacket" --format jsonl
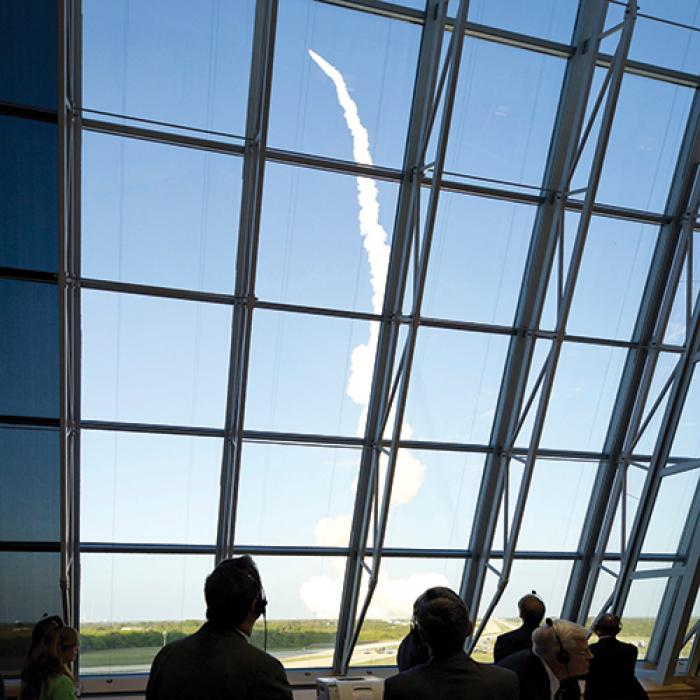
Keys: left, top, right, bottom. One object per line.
{"left": 385, "top": 650, "right": 518, "bottom": 700}
{"left": 585, "top": 638, "right": 648, "bottom": 700}
{"left": 494, "top": 624, "right": 538, "bottom": 662}
{"left": 498, "top": 650, "right": 580, "bottom": 700}
{"left": 145, "top": 623, "right": 293, "bottom": 700}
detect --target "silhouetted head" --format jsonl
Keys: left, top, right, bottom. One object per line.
{"left": 518, "top": 591, "right": 546, "bottom": 627}
{"left": 593, "top": 613, "right": 622, "bottom": 638}
{"left": 205, "top": 555, "right": 267, "bottom": 631}
{"left": 412, "top": 587, "right": 472, "bottom": 659}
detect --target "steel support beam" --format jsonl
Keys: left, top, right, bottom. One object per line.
{"left": 460, "top": 0, "right": 609, "bottom": 634}
{"left": 607, "top": 279, "right": 700, "bottom": 683}
{"left": 332, "top": 0, "right": 467, "bottom": 673}
{"left": 58, "top": 0, "right": 82, "bottom": 632}
{"left": 564, "top": 88, "right": 700, "bottom": 620}
{"left": 216, "top": 0, "right": 278, "bottom": 563}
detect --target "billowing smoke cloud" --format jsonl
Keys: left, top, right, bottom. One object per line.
{"left": 300, "top": 568, "right": 452, "bottom": 620}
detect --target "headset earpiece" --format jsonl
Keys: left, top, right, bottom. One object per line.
{"left": 546, "top": 618, "right": 570, "bottom": 666}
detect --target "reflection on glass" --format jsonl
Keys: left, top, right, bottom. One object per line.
{"left": 384, "top": 450, "right": 485, "bottom": 550}
{"left": 245, "top": 309, "right": 374, "bottom": 437}
{"left": 0, "top": 280, "right": 59, "bottom": 419}
{"left": 422, "top": 193, "right": 534, "bottom": 326}
{"left": 679, "top": 589, "right": 700, "bottom": 659}
{"left": 82, "top": 0, "right": 255, "bottom": 134}
{"left": 539, "top": 342, "right": 627, "bottom": 452}
{"left": 670, "top": 364, "right": 700, "bottom": 458}
{"left": 0, "top": 552, "right": 62, "bottom": 676}
{"left": 81, "top": 290, "right": 231, "bottom": 427}
{"left": 81, "top": 431, "right": 221, "bottom": 545}
{"left": 517, "top": 460, "right": 597, "bottom": 552}
{"left": 567, "top": 218, "right": 657, "bottom": 341}
{"left": 642, "top": 469, "right": 699, "bottom": 554}
{"left": 445, "top": 39, "right": 565, "bottom": 188}
{"left": 404, "top": 328, "right": 510, "bottom": 444}
{"left": 0, "top": 116, "right": 57, "bottom": 272}
{"left": 348, "top": 558, "right": 464, "bottom": 668}
{"left": 0, "top": 427, "right": 60, "bottom": 542}
{"left": 269, "top": 0, "right": 419, "bottom": 167}
{"left": 235, "top": 443, "right": 360, "bottom": 547}
{"left": 478, "top": 559, "right": 573, "bottom": 661}
{"left": 664, "top": 231, "right": 700, "bottom": 346}
{"left": 82, "top": 132, "right": 241, "bottom": 294}
{"left": 257, "top": 163, "right": 398, "bottom": 312}
{"left": 80, "top": 554, "right": 214, "bottom": 675}
{"left": 588, "top": 562, "right": 620, "bottom": 625}
{"left": 608, "top": 465, "right": 647, "bottom": 554}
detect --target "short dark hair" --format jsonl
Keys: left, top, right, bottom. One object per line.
{"left": 518, "top": 592, "right": 546, "bottom": 626}
{"left": 413, "top": 587, "right": 472, "bottom": 658}
{"left": 204, "top": 556, "right": 263, "bottom": 629}
{"left": 593, "top": 613, "right": 622, "bottom": 637}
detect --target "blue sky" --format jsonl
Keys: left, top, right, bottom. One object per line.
{"left": 76, "top": 0, "right": 700, "bottom": 630}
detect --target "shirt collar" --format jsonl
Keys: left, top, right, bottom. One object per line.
{"left": 235, "top": 627, "right": 250, "bottom": 642}
{"left": 534, "top": 651, "right": 560, "bottom": 699}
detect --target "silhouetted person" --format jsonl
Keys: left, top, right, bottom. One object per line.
{"left": 386, "top": 587, "right": 518, "bottom": 700}
{"left": 585, "top": 614, "right": 648, "bottom": 700}
{"left": 499, "top": 618, "right": 592, "bottom": 700}
{"left": 146, "top": 556, "right": 292, "bottom": 700}
{"left": 494, "top": 591, "right": 546, "bottom": 662}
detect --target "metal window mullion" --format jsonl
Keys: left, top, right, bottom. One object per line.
{"left": 59, "top": 0, "right": 82, "bottom": 634}
{"left": 459, "top": 0, "right": 609, "bottom": 629}
{"left": 332, "top": 0, "right": 452, "bottom": 674}
{"left": 563, "top": 76, "right": 700, "bottom": 627}
{"left": 609, "top": 287, "right": 700, "bottom": 681}
{"left": 216, "top": 0, "right": 277, "bottom": 564}
{"left": 338, "top": 0, "right": 472, "bottom": 672}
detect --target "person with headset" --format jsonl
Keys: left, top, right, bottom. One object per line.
{"left": 585, "top": 614, "right": 648, "bottom": 700}
{"left": 146, "top": 555, "right": 292, "bottom": 700}
{"left": 498, "top": 618, "right": 592, "bottom": 700}
{"left": 385, "top": 587, "right": 518, "bottom": 699}
{"left": 494, "top": 591, "right": 547, "bottom": 662}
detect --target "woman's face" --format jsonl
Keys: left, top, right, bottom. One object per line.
{"left": 61, "top": 639, "right": 79, "bottom": 664}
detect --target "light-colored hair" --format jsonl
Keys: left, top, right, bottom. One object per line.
{"left": 532, "top": 619, "right": 588, "bottom": 660}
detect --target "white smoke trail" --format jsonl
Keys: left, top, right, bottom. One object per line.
{"left": 308, "top": 50, "right": 426, "bottom": 513}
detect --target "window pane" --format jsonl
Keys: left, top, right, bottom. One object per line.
{"left": 245, "top": 310, "right": 374, "bottom": 437}
{"left": 404, "top": 329, "right": 510, "bottom": 444}
{"left": 235, "top": 443, "right": 359, "bottom": 547}
{"left": 82, "top": 132, "right": 241, "bottom": 294}
{"left": 269, "top": 0, "right": 420, "bottom": 167}
{"left": 478, "top": 559, "right": 574, "bottom": 662}
{"left": 81, "top": 431, "right": 222, "bottom": 545}
{"left": 0, "top": 116, "right": 57, "bottom": 272}
{"left": 537, "top": 343, "right": 627, "bottom": 452}
{"left": 622, "top": 575, "right": 668, "bottom": 660}
{"left": 0, "top": 1, "right": 56, "bottom": 109}
{"left": 642, "top": 469, "right": 699, "bottom": 554}
{"left": 664, "top": 231, "right": 700, "bottom": 346}
{"left": 82, "top": 0, "right": 254, "bottom": 135}
{"left": 518, "top": 460, "right": 597, "bottom": 552}
{"left": 670, "top": 364, "right": 700, "bottom": 458}
{"left": 607, "top": 464, "right": 647, "bottom": 554}
{"left": 680, "top": 589, "right": 700, "bottom": 659}
{"left": 254, "top": 556, "right": 345, "bottom": 669}
{"left": 0, "top": 552, "right": 61, "bottom": 676}
{"left": 602, "top": 2, "right": 700, "bottom": 75}
{"left": 348, "top": 557, "right": 465, "bottom": 668}
{"left": 588, "top": 562, "right": 620, "bottom": 623}
{"left": 80, "top": 553, "right": 214, "bottom": 675}
{"left": 467, "top": 0, "right": 578, "bottom": 43}
{"left": 422, "top": 194, "right": 534, "bottom": 326}
{"left": 257, "top": 163, "right": 398, "bottom": 313}
{"left": 0, "top": 427, "right": 59, "bottom": 542}
{"left": 445, "top": 40, "right": 565, "bottom": 188}
{"left": 567, "top": 218, "right": 658, "bottom": 341}
{"left": 384, "top": 450, "right": 485, "bottom": 550}
{"left": 573, "top": 71, "right": 693, "bottom": 213}
{"left": 634, "top": 352, "right": 677, "bottom": 457}
{"left": 0, "top": 280, "right": 59, "bottom": 418}
{"left": 81, "top": 290, "right": 231, "bottom": 427}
